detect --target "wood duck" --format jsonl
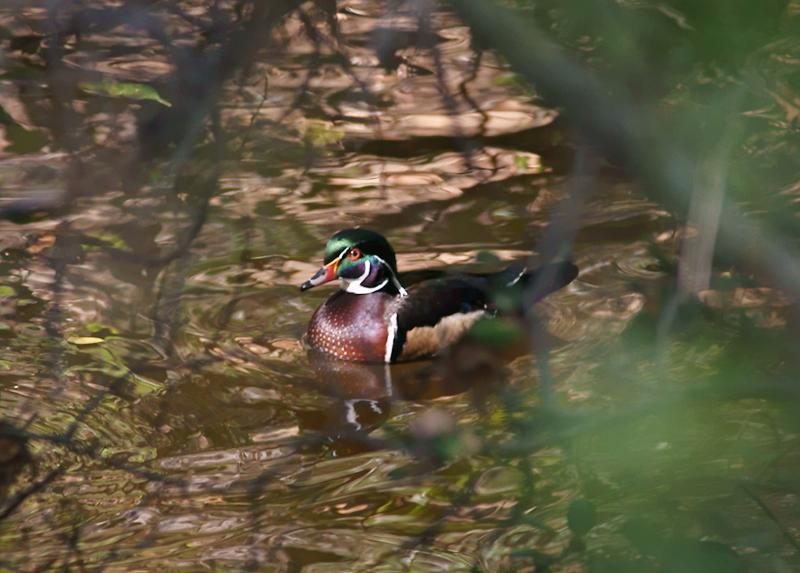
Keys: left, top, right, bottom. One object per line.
{"left": 300, "top": 228, "right": 578, "bottom": 363}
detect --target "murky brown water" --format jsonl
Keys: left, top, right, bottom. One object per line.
{"left": 1, "top": 1, "right": 798, "bottom": 572}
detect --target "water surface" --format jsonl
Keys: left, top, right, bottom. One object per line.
{"left": 0, "top": 2, "right": 797, "bottom": 572}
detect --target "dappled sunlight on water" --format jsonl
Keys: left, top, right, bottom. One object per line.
{"left": 0, "top": 155, "right": 740, "bottom": 571}
{"left": 0, "top": 171, "right": 667, "bottom": 571}
{"left": 1, "top": 1, "right": 799, "bottom": 572}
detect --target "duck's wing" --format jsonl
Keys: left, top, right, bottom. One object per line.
{"left": 397, "top": 276, "right": 490, "bottom": 328}
{"left": 389, "top": 261, "right": 578, "bottom": 362}
{"left": 394, "top": 261, "right": 578, "bottom": 330}
{"left": 401, "top": 261, "right": 578, "bottom": 294}
{"left": 391, "top": 276, "right": 491, "bottom": 362}
{"left": 397, "top": 268, "right": 449, "bottom": 286}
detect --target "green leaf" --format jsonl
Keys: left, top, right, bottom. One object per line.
{"left": 303, "top": 120, "right": 345, "bottom": 146}
{"left": 0, "top": 285, "right": 14, "bottom": 297}
{"left": 85, "top": 322, "right": 119, "bottom": 335}
{"left": 83, "top": 232, "right": 127, "bottom": 251}
{"left": 67, "top": 336, "right": 105, "bottom": 345}
{"left": 0, "top": 104, "right": 47, "bottom": 154}
{"left": 79, "top": 81, "right": 171, "bottom": 107}
{"left": 567, "top": 499, "right": 597, "bottom": 537}
{"left": 133, "top": 375, "right": 162, "bottom": 396}
{"left": 469, "top": 317, "right": 524, "bottom": 347}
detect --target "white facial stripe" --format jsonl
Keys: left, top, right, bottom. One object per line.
{"left": 384, "top": 312, "right": 398, "bottom": 362}
{"left": 341, "top": 260, "right": 389, "bottom": 294}
{"left": 344, "top": 278, "right": 389, "bottom": 293}
{"left": 338, "top": 251, "right": 405, "bottom": 296}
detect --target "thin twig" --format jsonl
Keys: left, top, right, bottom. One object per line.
{"left": 741, "top": 481, "right": 800, "bottom": 554}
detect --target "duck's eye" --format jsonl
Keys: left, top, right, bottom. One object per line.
{"left": 347, "top": 247, "right": 362, "bottom": 261}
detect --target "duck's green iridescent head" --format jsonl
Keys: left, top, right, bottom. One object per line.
{"left": 300, "top": 228, "right": 402, "bottom": 294}
{"left": 323, "top": 228, "right": 396, "bottom": 271}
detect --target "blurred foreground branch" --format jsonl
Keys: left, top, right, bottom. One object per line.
{"left": 448, "top": 0, "right": 800, "bottom": 312}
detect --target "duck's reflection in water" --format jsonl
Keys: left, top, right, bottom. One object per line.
{"left": 298, "top": 342, "right": 510, "bottom": 455}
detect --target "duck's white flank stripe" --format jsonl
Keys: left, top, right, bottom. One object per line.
{"left": 343, "top": 400, "right": 361, "bottom": 430}
{"left": 383, "top": 364, "right": 393, "bottom": 395}
{"left": 385, "top": 312, "right": 398, "bottom": 362}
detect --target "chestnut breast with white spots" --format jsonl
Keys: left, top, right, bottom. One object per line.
{"left": 307, "top": 290, "right": 396, "bottom": 362}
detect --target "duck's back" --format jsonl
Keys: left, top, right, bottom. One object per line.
{"left": 392, "top": 261, "right": 579, "bottom": 361}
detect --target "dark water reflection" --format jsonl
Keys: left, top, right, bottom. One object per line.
{"left": 0, "top": 2, "right": 797, "bottom": 572}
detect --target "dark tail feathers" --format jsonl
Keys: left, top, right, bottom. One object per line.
{"left": 495, "top": 261, "right": 579, "bottom": 304}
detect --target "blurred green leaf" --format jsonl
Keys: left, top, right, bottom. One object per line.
{"left": 84, "top": 322, "right": 119, "bottom": 335}
{"left": 79, "top": 81, "right": 171, "bottom": 107}
{"left": 83, "top": 232, "right": 127, "bottom": 251}
{"left": 568, "top": 499, "right": 597, "bottom": 537}
{"left": 469, "top": 317, "right": 524, "bottom": 347}
{"left": 303, "top": 121, "right": 345, "bottom": 146}
{"left": 0, "top": 104, "right": 47, "bottom": 153}
{"left": 132, "top": 375, "right": 162, "bottom": 396}
{"left": 67, "top": 336, "right": 105, "bottom": 345}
